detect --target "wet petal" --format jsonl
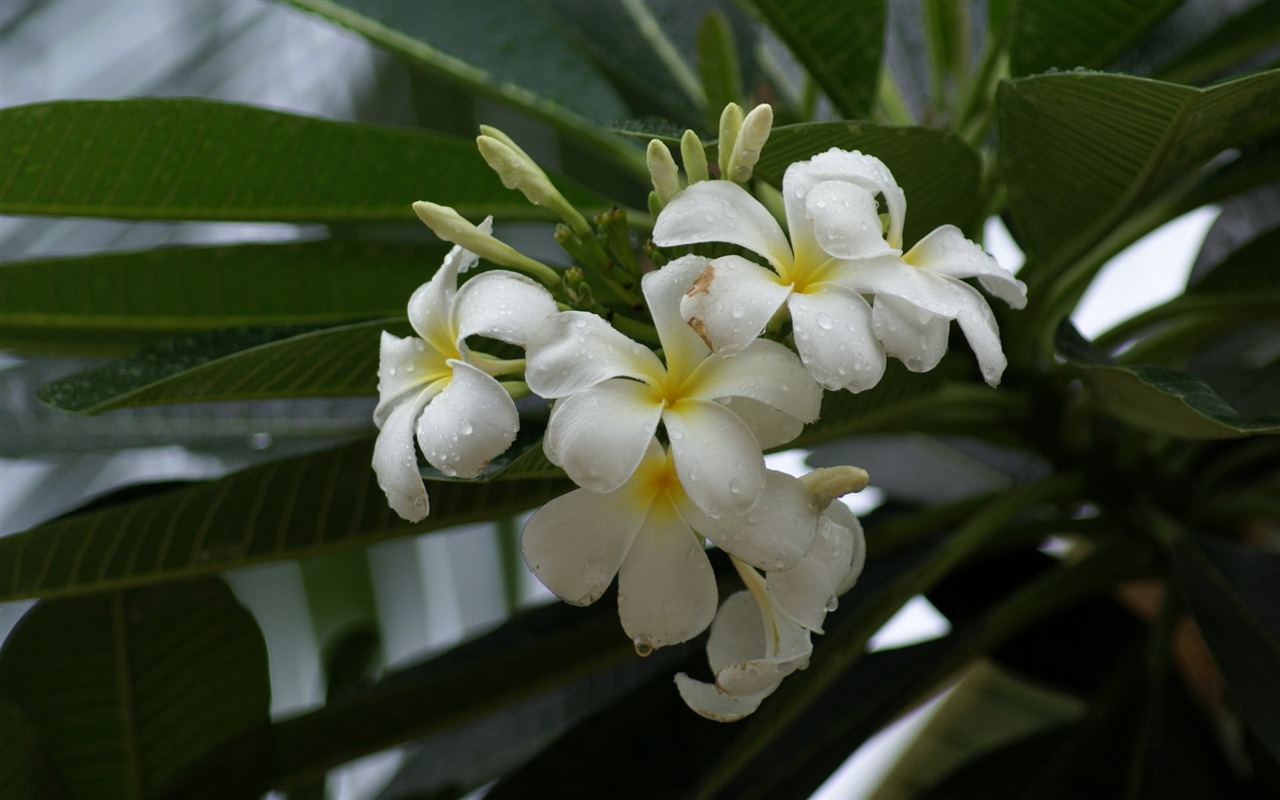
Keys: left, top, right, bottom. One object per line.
{"left": 826, "top": 256, "right": 961, "bottom": 320}
{"left": 805, "top": 180, "right": 895, "bottom": 260}
{"left": 679, "top": 255, "right": 791, "bottom": 357}
{"left": 653, "top": 180, "right": 793, "bottom": 271}
{"left": 664, "top": 398, "right": 767, "bottom": 517}
{"left": 717, "top": 397, "right": 804, "bottom": 450}
{"left": 824, "top": 502, "right": 867, "bottom": 595}
{"left": 712, "top": 589, "right": 812, "bottom": 697}
{"left": 416, "top": 360, "right": 518, "bottom": 478}
{"left": 618, "top": 501, "right": 718, "bottom": 650}
{"left": 521, "top": 485, "right": 646, "bottom": 607}
{"left": 374, "top": 331, "right": 449, "bottom": 427}
{"left": 687, "top": 337, "right": 822, "bottom": 424}
{"left": 644, "top": 255, "right": 711, "bottom": 380}
{"left": 950, "top": 278, "right": 1008, "bottom": 386}
{"left": 768, "top": 515, "right": 851, "bottom": 632}
{"left": 873, "top": 294, "right": 951, "bottom": 374}
{"left": 405, "top": 223, "right": 489, "bottom": 349}
{"left": 674, "top": 673, "right": 774, "bottom": 722}
{"left": 789, "top": 288, "right": 886, "bottom": 392}
{"left": 371, "top": 390, "right": 434, "bottom": 522}
{"left": 792, "top": 149, "right": 906, "bottom": 250}
{"left": 453, "top": 269, "right": 557, "bottom": 347}
{"left": 545, "top": 379, "right": 663, "bottom": 493}
{"left": 525, "top": 311, "right": 665, "bottom": 397}
{"left": 906, "top": 225, "right": 1027, "bottom": 309}
{"left": 679, "top": 469, "right": 818, "bottom": 572}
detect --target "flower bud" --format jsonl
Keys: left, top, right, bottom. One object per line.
{"left": 727, "top": 104, "right": 773, "bottom": 184}
{"left": 681, "top": 130, "right": 709, "bottom": 185}
{"left": 717, "top": 102, "right": 744, "bottom": 177}
{"left": 647, "top": 139, "right": 682, "bottom": 205}
{"left": 800, "top": 466, "right": 870, "bottom": 511}
{"left": 411, "top": 201, "right": 559, "bottom": 287}
{"left": 476, "top": 131, "right": 591, "bottom": 236}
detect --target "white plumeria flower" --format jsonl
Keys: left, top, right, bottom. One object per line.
{"left": 373, "top": 219, "right": 557, "bottom": 521}
{"left": 525, "top": 254, "right": 821, "bottom": 518}
{"left": 675, "top": 501, "right": 867, "bottom": 721}
{"left": 654, "top": 148, "right": 1027, "bottom": 390}
{"left": 521, "top": 439, "right": 821, "bottom": 654}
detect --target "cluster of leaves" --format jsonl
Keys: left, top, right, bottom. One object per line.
{"left": 1, "top": 1, "right": 1277, "bottom": 798}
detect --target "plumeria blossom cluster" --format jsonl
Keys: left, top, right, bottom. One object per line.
{"left": 371, "top": 103, "right": 1024, "bottom": 720}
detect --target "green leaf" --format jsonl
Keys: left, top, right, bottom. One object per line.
{"left": 36, "top": 320, "right": 397, "bottom": 414}
{"left": 0, "top": 698, "right": 67, "bottom": 800}
{"left": 1057, "top": 322, "right": 1280, "bottom": 438}
{"left": 285, "top": 0, "right": 642, "bottom": 170}
{"left": 756, "top": 121, "right": 984, "bottom": 243}
{"left": 1008, "top": 0, "right": 1183, "bottom": 76}
{"left": 0, "top": 580, "right": 270, "bottom": 800}
{"left": 0, "top": 241, "right": 449, "bottom": 354}
{"left": 1167, "top": 535, "right": 1280, "bottom": 761}
{"left": 744, "top": 0, "right": 884, "bottom": 120}
{"left": 697, "top": 8, "right": 743, "bottom": 128}
{"left": 0, "top": 438, "right": 571, "bottom": 601}
{"left": 0, "top": 99, "right": 611, "bottom": 222}
{"left": 1155, "top": 0, "right": 1280, "bottom": 85}
{"left": 998, "top": 70, "right": 1280, "bottom": 269}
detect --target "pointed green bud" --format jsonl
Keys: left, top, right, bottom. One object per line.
{"left": 476, "top": 134, "right": 592, "bottom": 236}
{"left": 800, "top": 466, "right": 870, "bottom": 511}
{"left": 727, "top": 104, "right": 773, "bottom": 184}
{"left": 680, "top": 130, "right": 709, "bottom": 184}
{"left": 647, "top": 139, "right": 681, "bottom": 205}
{"left": 411, "top": 201, "right": 560, "bottom": 288}
{"left": 717, "top": 102, "right": 744, "bottom": 177}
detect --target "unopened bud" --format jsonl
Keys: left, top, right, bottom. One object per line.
{"left": 727, "top": 104, "right": 772, "bottom": 184}
{"left": 800, "top": 466, "right": 870, "bottom": 511}
{"left": 412, "top": 201, "right": 559, "bottom": 287}
{"left": 680, "top": 130, "right": 709, "bottom": 185}
{"left": 647, "top": 139, "right": 682, "bottom": 205}
{"left": 717, "top": 102, "right": 744, "bottom": 177}
{"left": 476, "top": 132, "right": 591, "bottom": 236}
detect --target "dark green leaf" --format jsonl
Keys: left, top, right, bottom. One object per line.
{"left": 1009, "top": 0, "right": 1183, "bottom": 76}
{"left": 0, "top": 698, "right": 67, "bottom": 800}
{"left": 0, "top": 241, "right": 449, "bottom": 354}
{"left": 998, "top": 70, "right": 1280, "bottom": 269}
{"left": 756, "top": 121, "right": 984, "bottom": 243}
{"left": 0, "top": 438, "right": 571, "bottom": 601}
{"left": 1057, "top": 322, "right": 1280, "bottom": 438}
{"left": 744, "top": 0, "right": 884, "bottom": 120}
{"left": 0, "top": 580, "right": 270, "bottom": 800}
{"left": 697, "top": 8, "right": 743, "bottom": 127}
{"left": 1168, "top": 535, "right": 1280, "bottom": 760}
{"left": 36, "top": 320, "right": 397, "bottom": 413}
{"left": 1155, "top": 0, "right": 1280, "bottom": 85}
{"left": 0, "top": 99, "right": 611, "bottom": 222}
{"left": 1188, "top": 224, "right": 1280, "bottom": 295}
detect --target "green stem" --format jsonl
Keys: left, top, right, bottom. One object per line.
{"left": 875, "top": 68, "right": 915, "bottom": 126}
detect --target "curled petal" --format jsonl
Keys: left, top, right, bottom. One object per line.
{"left": 711, "top": 590, "right": 812, "bottom": 697}
{"left": 453, "top": 270, "right": 557, "bottom": 347}
{"left": 687, "top": 338, "right": 822, "bottom": 424}
{"left": 644, "top": 255, "right": 711, "bottom": 379}
{"left": 805, "top": 180, "right": 895, "bottom": 260}
{"left": 824, "top": 501, "right": 867, "bottom": 595}
{"left": 405, "top": 220, "right": 490, "bottom": 348}
{"left": 417, "top": 360, "right": 519, "bottom": 478}
{"left": 680, "top": 255, "right": 791, "bottom": 358}
{"left": 525, "top": 311, "right": 665, "bottom": 398}
{"left": 664, "top": 398, "right": 767, "bottom": 517}
{"left": 545, "top": 379, "right": 663, "bottom": 493}
{"left": 906, "top": 225, "right": 1027, "bottom": 310}
{"left": 618, "top": 502, "right": 718, "bottom": 651}
{"left": 717, "top": 397, "right": 804, "bottom": 450}
{"left": 793, "top": 149, "right": 905, "bottom": 250}
{"left": 374, "top": 332, "right": 449, "bottom": 427}
{"left": 371, "top": 391, "right": 434, "bottom": 522}
{"left": 826, "top": 256, "right": 962, "bottom": 320}
{"left": 521, "top": 485, "right": 646, "bottom": 607}
{"left": 789, "top": 288, "right": 886, "bottom": 393}
{"left": 679, "top": 470, "right": 818, "bottom": 572}
{"left": 950, "top": 279, "right": 1008, "bottom": 386}
{"left": 653, "top": 180, "right": 793, "bottom": 272}
{"left": 873, "top": 294, "right": 951, "bottom": 374}
{"left": 768, "top": 514, "right": 852, "bottom": 632}
{"left": 674, "top": 673, "right": 774, "bottom": 722}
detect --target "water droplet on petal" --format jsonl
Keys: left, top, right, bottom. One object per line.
{"left": 634, "top": 637, "right": 654, "bottom": 657}
{"left": 816, "top": 313, "right": 834, "bottom": 330}
{"left": 729, "top": 479, "right": 742, "bottom": 495}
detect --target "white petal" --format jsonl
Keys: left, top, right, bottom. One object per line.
{"left": 374, "top": 332, "right": 449, "bottom": 428}
{"left": 789, "top": 288, "right": 886, "bottom": 393}
{"left": 405, "top": 247, "right": 470, "bottom": 353}
{"left": 793, "top": 149, "right": 906, "bottom": 250}
{"left": 524, "top": 311, "right": 665, "bottom": 398}
{"left": 652, "top": 180, "right": 794, "bottom": 271}
{"left": 950, "top": 278, "right": 1008, "bottom": 386}
{"left": 717, "top": 397, "right": 804, "bottom": 450}
{"left": 679, "top": 255, "right": 792, "bottom": 357}
{"left": 827, "top": 256, "right": 962, "bottom": 320}
{"left": 805, "top": 180, "right": 895, "bottom": 260}
{"left": 643, "top": 255, "right": 711, "bottom": 380}
{"left": 687, "top": 337, "right": 822, "bottom": 424}
{"left": 674, "top": 673, "right": 774, "bottom": 722}
{"left": 664, "top": 398, "right": 767, "bottom": 517}
{"left": 416, "top": 360, "right": 518, "bottom": 478}
{"left": 768, "top": 516, "right": 850, "bottom": 632}
{"left": 545, "top": 379, "right": 663, "bottom": 493}
{"left": 712, "top": 589, "right": 812, "bottom": 697}
{"left": 453, "top": 269, "right": 558, "bottom": 347}
{"left": 906, "top": 225, "right": 1027, "bottom": 309}
{"left": 873, "top": 294, "right": 951, "bottom": 374}
{"left": 824, "top": 501, "right": 867, "bottom": 595}
{"left": 617, "top": 501, "right": 718, "bottom": 651}
{"left": 371, "top": 391, "right": 433, "bottom": 522}
{"left": 521, "top": 485, "right": 646, "bottom": 606}
{"left": 706, "top": 590, "right": 766, "bottom": 672}
{"left": 679, "top": 470, "right": 818, "bottom": 572}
